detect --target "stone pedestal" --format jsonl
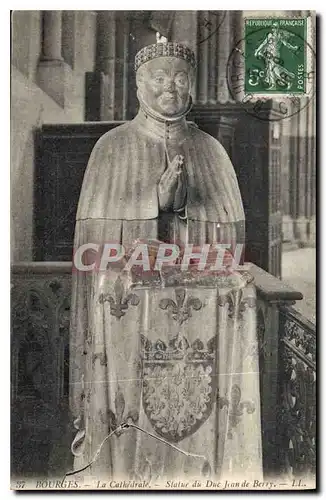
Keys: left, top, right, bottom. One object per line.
{"left": 11, "top": 261, "right": 307, "bottom": 479}
{"left": 69, "top": 265, "right": 262, "bottom": 482}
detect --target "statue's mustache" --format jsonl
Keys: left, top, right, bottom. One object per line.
{"left": 159, "top": 92, "right": 182, "bottom": 102}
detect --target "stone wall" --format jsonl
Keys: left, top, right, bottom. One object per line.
{"left": 11, "top": 11, "right": 97, "bottom": 261}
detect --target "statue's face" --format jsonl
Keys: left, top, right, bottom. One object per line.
{"left": 137, "top": 57, "right": 192, "bottom": 116}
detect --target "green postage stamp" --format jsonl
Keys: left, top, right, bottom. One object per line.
{"left": 244, "top": 18, "right": 309, "bottom": 94}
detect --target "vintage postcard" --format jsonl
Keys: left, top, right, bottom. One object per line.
{"left": 11, "top": 10, "right": 316, "bottom": 491}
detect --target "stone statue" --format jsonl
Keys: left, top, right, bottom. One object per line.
{"left": 69, "top": 40, "right": 262, "bottom": 486}
{"left": 75, "top": 40, "right": 245, "bottom": 249}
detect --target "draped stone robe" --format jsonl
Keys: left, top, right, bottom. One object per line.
{"left": 69, "top": 107, "right": 262, "bottom": 485}
{"left": 75, "top": 106, "right": 245, "bottom": 247}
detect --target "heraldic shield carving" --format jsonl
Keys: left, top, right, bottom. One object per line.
{"left": 140, "top": 333, "right": 217, "bottom": 442}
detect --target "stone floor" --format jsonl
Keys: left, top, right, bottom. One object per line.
{"left": 281, "top": 247, "right": 316, "bottom": 325}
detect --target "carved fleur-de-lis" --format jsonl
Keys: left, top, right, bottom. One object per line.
{"left": 99, "top": 276, "right": 140, "bottom": 319}
{"left": 218, "top": 292, "right": 235, "bottom": 317}
{"left": 216, "top": 390, "right": 229, "bottom": 410}
{"left": 238, "top": 296, "right": 256, "bottom": 317}
{"left": 217, "top": 384, "right": 255, "bottom": 439}
{"left": 159, "top": 288, "right": 202, "bottom": 325}
{"left": 92, "top": 352, "right": 108, "bottom": 366}
{"left": 218, "top": 289, "right": 255, "bottom": 319}
{"left": 107, "top": 386, "right": 139, "bottom": 437}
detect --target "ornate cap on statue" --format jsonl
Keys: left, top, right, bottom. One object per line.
{"left": 135, "top": 32, "right": 196, "bottom": 72}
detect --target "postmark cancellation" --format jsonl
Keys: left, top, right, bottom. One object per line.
{"left": 227, "top": 13, "right": 315, "bottom": 120}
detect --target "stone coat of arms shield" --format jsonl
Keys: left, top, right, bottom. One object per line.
{"left": 141, "top": 332, "right": 217, "bottom": 442}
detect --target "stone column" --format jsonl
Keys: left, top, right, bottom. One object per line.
{"left": 217, "top": 11, "right": 231, "bottom": 103}
{"left": 86, "top": 11, "right": 132, "bottom": 120}
{"left": 207, "top": 11, "right": 218, "bottom": 103}
{"left": 308, "top": 95, "right": 316, "bottom": 244}
{"left": 288, "top": 112, "right": 300, "bottom": 236}
{"left": 295, "top": 99, "right": 310, "bottom": 243}
{"left": 95, "top": 11, "right": 116, "bottom": 76}
{"left": 86, "top": 11, "right": 113, "bottom": 121}
{"left": 115, "top": 11, "right": 130, "bottom": 120}
{"left": 194, "top": 11, "right": 242, "bottom": 104}
{"left": 306, "top": 47, "right": 316, "bottom": 244}
{"left": 280, "top": 107, "right": 293, "bottom": 243}
{"left": 62, "top": 11, "right": 76, "bottom": 68}
{"left": 41, "top": 11, "right": 63, "bottom": 61}
{"left": 37, "top": 10, "right": 67, "bottom": 107}
{"left": 287, "top": 99, "right": 312, "bottom": 246}
{"left": 230, "top": 11, "right": 245, "bottom": 103}
{"left": 171, "top": 11, "right": 197, "bottom": 52}
{"left": 95, "top": 11, "right": 116, "bottom": 120}
{"left": 196, "top": 11, "right": 209, "bottom": 104}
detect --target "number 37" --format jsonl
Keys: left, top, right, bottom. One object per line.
{"left": 15, "top": 480, "right": 26, "bottom": 489}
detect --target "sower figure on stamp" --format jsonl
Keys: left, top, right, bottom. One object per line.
{"left": 69, "top": 36, "right": 262, "bottom": 484}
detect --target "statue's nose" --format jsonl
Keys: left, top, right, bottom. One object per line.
{"left": 164, "top": 79, "right": 175, "bottom": 92}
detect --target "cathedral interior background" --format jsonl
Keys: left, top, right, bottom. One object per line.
{"left": 11, "top": 11, "right": 316, "bottom": 480}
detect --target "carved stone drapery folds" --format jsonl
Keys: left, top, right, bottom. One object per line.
{"left": 12, "top": 264, "right": 262, "bottom": 481}
{"left": 11, "top": 263, "right": 316, "bottom": 482}
{"left": 71, "top": 268, "right": 262, "bottom": 482}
